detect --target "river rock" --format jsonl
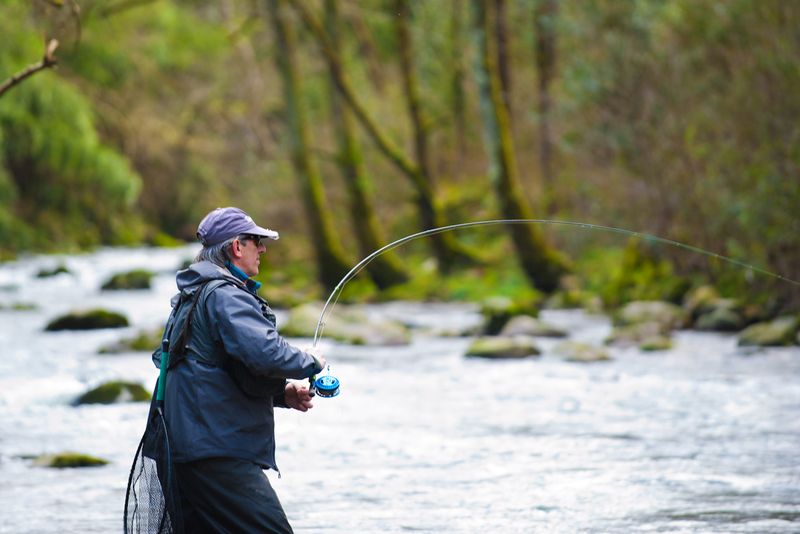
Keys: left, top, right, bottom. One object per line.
{"left": 614, "top": 300, "right": 686, "bottom": 330}
{"left": 738, "top": 316, "right": 800, "bottom": 347}
{"left": 465, "top": 336, "right": 541, "bottom": 359}
{"left": 281, "top": 302, "right": 411, "bottom": 346}
{"left": 499, "top": 315, "right": 568, "bottom": 338}
{"left": 683, "top": 285, "right": 720, "bottom": 321}
{"left": 639, "top": 335, "right": 673, "bottom": 351}
{"left": 33, "top": 452, "right": 109, "bottom": 468}
{"left": 74, "top": 381, "right": 151, "bottom": 405}
{"left": 101, "top": 269, "right": 154, "bottom": 290}
{"left": 606, "top": 320, "right": 670, "bottom": 346}
{"left": 45, "top": 309, "right": 129, "bottom": 330}
{"left": 99, "top": 327, "right": 164, "bottom": 354}
{"left": 553, "top": 341, "right": 611, "bottom": 362}
{"left": 35, "top": 264, "right": 70, "bottom": 278}
{"left": 480, "top": 296, "right": 539, "bottom": 335}
{"left": 694, "top": 299, "right": 745, "bottom": 331}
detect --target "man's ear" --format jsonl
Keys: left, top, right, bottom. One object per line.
{"left": 230, "top": 238, "right": 244, "bottom": 259}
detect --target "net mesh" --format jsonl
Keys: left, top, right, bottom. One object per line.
{"left": 124, "top": 406, "right": 182, "bottom": 534}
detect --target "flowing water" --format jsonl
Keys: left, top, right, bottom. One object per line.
{"left": 0, "top": 247, "right": 798, "bottom": 533}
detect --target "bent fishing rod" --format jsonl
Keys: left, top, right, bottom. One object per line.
{"left": 308, "top": 218, "right": 800, "bottom": 397}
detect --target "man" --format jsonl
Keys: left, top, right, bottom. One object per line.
{"left": 154, "top": 206, "right": 325, "bottom": 533}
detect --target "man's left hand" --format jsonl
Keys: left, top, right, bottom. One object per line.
{"left": 284, "top": 382, "right": 314, "bottom": 412}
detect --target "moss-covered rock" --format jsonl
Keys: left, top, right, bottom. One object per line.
{"left": 99, "top": 327, "right": 164, "bottom": 354}
{"left": 694, "top": 299, "right": 745, "bottom": 331}
{"left": 738, "top": 316, "right": 800, "bottom": 347}
{"left": 35, "top": 265, "right": 70, "bottom": 278}
{"left": 465, "top": 336, "right": 541, "bottom": 359}
{"left": 33, "top": 452, "right": 109, "bottom": 468}
{"left": 45, "top": 309, "right": 129, "bottom": 330}
{"left": 75, "top": 381, "right": 151, "bottom": 405}
{"left": 480, "top": 295, "right": 539, "bottom": 335}
{"left": 639, "top": 335, "right": 673, "bottom": 351}
{"left": 282, "top": 302, "right": 411, "bottom": 346}
{"left": 613, "top": 300, "right": 687, "bottom": 330}
{"left": 606, "top": 320, "right": 671, "bottom": 346}
{"left": 499, "top": 315, "right": 567, "bottom": 338}
{"left": 553, "top": 341, "right": 611, "bottom": 362}
{"left": 683, "top": 285, "right": 720, "bottom": 321}
{"left": 0, "top": 302, "right": 37, "bottom": 311}
{"left": 101, "top": 269, "right": 154, "bottom": 290}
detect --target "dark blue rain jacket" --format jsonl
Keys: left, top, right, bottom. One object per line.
{"left": 152, "top": 261, "right": 321, "bottom": 471}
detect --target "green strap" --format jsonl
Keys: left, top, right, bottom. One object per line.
{"left": 156, "top": 339, "right": 170, "bottom": 403}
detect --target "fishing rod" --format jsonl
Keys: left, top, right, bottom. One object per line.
{"left": 308, "top": 218, "right": 800, "bottom": 397}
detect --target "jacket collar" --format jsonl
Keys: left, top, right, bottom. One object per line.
{"left": 225, "top": 261, "right": 262, "bottom": 294}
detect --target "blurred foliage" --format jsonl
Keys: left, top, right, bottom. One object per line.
{"left": 0, "top": 0, "right": 797, "bottom": 308}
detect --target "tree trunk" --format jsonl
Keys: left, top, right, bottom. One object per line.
{"left": 394, "top": 0, "right": 474, "bottom": 270}
{"left": 470, "top": 0, "right": 568, "bottom": 293}
{"left": 449, "top": 0, "right": 468, "bottom": 176}
{"left": 493, "top": 0, "right": 512, "bottom": 118}
{"left": 268, "top": 0, "right": 351, "bottom": 291}
{"left": 534, "top": 0, "right": 558, "bottom": 212}
{"left": 289, "top": 0, "right": 475, "bottom": 271}
{"left": 324, "top": 0, "right": 408, "bottom": 289}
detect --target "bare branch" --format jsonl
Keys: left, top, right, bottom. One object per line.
{"left": 0, "top": 39, "right": 60, "bottom": 99}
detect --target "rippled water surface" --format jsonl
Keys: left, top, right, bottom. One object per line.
{"left": 0, "top": 247, "right": 798, "bottom": 533}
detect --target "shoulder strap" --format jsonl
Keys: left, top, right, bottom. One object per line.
{"left": 168, "top": 279, "right": 230, "bottom": 368}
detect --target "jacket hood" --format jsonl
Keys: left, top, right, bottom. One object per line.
{"left": 176, "top": 261, "right": 241, "bottom": 293}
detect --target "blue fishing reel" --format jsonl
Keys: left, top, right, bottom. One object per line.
{"left": 311, "top": 366, "right": 340, "bottom": 398}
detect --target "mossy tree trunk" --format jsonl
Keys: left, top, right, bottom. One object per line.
{"left": 289, "top": 0, "right": 475, "bottom": 272}
{"left": 324, "top": 0, "right": 408, "bottom": 289}
{"left": 268, "top": 0, "right": 351, "bottom": 291}
{"left": 394, "top": 0, "right": 475, "bottom": 270}
{"left": 493, "top": 0, "right": 512, "bottom": 118}
{"left": 470, "top": 0, "right": 568, "bottom": 293}
{"left": 449, "top": 0, "right": 468, "bottom": 177}
{"left": 534, "top": 0, "right": 558, "bottom": 213}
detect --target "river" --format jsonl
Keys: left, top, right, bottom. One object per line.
{"left": 0, "top": 246, "right": 798, "bottom": 533}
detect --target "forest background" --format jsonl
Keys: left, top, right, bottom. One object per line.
{"left": 1, "top": 0, "right": 798, "bottom": 312}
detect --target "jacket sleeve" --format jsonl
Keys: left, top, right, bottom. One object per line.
{"left": 208, "top": 285, "right": 322, "bottom": 380}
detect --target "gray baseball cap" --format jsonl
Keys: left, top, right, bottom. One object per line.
{"left": 196, "top": 207, "right": 280, "bottom": 246}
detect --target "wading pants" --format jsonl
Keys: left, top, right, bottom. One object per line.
{"left": 175, "top": 457, "right": 293, "bottom": 534}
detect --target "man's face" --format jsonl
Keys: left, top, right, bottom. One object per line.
{"left": 232, "top": 235, "right": 267, "bottom": 277}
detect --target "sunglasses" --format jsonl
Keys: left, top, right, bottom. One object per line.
{"left": 239, "top": 234, "right": 268, "bottom": 248}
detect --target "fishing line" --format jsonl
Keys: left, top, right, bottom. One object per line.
{"left": 308, "top": 218, "right": 799, "bottom": 395}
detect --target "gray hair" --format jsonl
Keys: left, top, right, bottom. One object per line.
{"left": 194, "top": 236, "right": 237, "bottom": 266}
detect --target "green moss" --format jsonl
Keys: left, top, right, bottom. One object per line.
{"left": 46, "top": 309, "right": 129, "bottom": 330}
{"left": 99, "top": 327, "right": 163, "bottom": 354}
{"left": 101, "top": 269, "right": 154, "bottom": 290}
{"left": 35, "top": 452, "right": 109, "bottom": 468}
{"left": 35, "top": 265, "right": 70, "bottom": 278}
{"left": 75, "top": 381, "right": 151, "bottom": 404}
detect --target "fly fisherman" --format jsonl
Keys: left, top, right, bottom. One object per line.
{"left": 153, "top": 206, "right": 325, "bottom": 533}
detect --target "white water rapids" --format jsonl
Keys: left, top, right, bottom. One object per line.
{"left": 0, "top": 246, "right": 798, "bottom": 533}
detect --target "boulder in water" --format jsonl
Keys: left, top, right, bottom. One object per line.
{"left": 101, "top": 269, "right": 154, "bottom": 290}
{"left": 99, "top": 327, "right": 163, "bottom": 354}
{"left": 465, "top": 336, "right": 541, "bottom": 359}
{"left": 281, "top": 302, "right": 411, "bottom": 346}
{"left": 694, "top": 298, "right": 744, "bottom": 331}
{"left": 46, "top": 309, "right": 129, "bottom": 330}
{"left": 738, "top": 316, "right": 800, "bottom": 347}
{"left": 606, "top": 320, "right": 670, "bottom": 346}
{"left": 499, "top": 315, "right": 567, "bottom": 338}
{"left": 480, "top": 295, "right": 540, "bottom": 335}
{"left": 639, "top": 335, "right": 673, "bottom": 351}
{"left": 613, "top": 300, "right": 686, "bottom": 330}
{"left": 553, "top": 341, "right": 611, "bottom": 362}
{"left": 33, "top": 452, "right": 109, "bottom": 468}
{"left": 75, "top": 381, "right": 151, "bottom": 405}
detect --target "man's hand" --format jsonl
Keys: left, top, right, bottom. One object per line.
{"left": 284, "top": 381, "right": 315, "bottom": 412}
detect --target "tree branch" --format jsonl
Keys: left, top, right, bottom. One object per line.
{"left": 0, "top": 39, "right": 59, "bottom": 99}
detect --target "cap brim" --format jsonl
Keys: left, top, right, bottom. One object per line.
{"left": 250, "top": 225, "right": 280, "bottom": 240}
